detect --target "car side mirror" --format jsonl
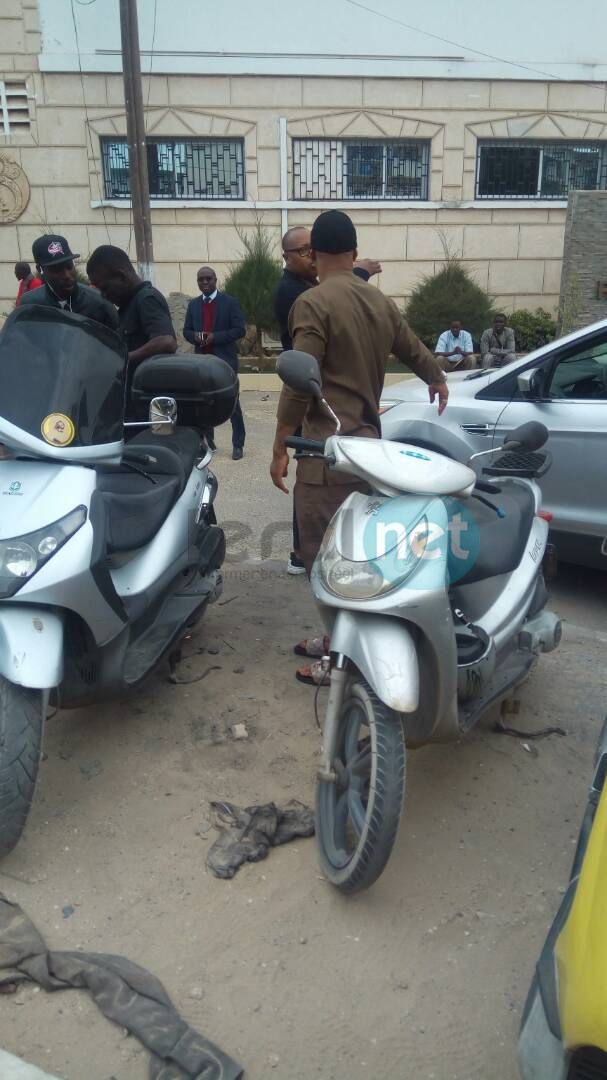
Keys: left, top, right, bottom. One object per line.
{"left": 517, "top": 368, "right": 543, "bottom": 399}
{"left": 277, "top": 350, "right": 323, "bottom": 400}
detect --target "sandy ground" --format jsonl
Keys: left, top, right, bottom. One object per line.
{"left": 1, "top": 393, "right": 606, "bottom": 1080}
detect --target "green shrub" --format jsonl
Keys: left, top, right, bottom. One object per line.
{"left": 508, "top": 308, "right": 556, "bottom": 352}
{"left": 223, "top": 219, "right": 282, "bottom": 361}
{"left": 405, "top": 261, "right": 495, "bottom": 350}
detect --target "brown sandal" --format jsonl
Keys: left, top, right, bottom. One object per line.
{"left": 295, "top": 660, "right": 331, "bottom": 686}
{"left": 293, "top": 635, "right": 330, "bottom": 659}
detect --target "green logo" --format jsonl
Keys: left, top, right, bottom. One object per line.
{"left": 9, "top": 481, "right": 21, "bottom": 494}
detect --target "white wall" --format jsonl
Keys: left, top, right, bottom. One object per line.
{"left": 38, "top": 0, "right": 607, "bottom": 81}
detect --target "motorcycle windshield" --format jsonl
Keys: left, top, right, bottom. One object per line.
{"left": 0, "top": 305, "right": 126, "bottom": 449}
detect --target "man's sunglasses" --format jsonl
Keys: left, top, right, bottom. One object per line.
{"left": 283, "top": 245, "right": 312, "bottom": 257}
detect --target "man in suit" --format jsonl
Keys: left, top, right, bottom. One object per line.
{"left": 183, "top": 266, "right": 247, "bottom": 459}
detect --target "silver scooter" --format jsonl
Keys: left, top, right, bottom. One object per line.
{"left": 278, "top": 351, "right": 562, "bottom": 894}
{"left": 0, "top": 305, "right": 237, "bottom": 857}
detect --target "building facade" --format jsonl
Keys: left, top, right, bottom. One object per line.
{"left": 2, "top": 0, "right": 607, "bottom": 322}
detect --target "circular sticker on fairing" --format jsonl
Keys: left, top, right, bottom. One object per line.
{"left": 41, "top": 413, "right": 75, "bottom": 447}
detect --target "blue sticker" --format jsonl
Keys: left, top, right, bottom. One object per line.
{"left": 400, "top": 449, "right": 431, "bottom": 461}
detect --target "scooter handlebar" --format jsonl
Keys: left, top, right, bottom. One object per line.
{"left": 285, "top": 436, "right": 326, "bottom": 454}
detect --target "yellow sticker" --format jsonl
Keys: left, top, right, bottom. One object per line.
{"left": 41, "top": 413, "right": 75, "bottom": 447}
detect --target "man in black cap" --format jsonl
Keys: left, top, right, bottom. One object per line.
{"left": 273, "top": 226, "right": 381, "bottom": 575}
{"left": 19, "top": 234, "right": 119, "bottom": 331}
{"left": 86, "top": 245, "right": 176, "bottom": 373}
{"left": 270, "top": 210, "right": 448, "bottom": 683}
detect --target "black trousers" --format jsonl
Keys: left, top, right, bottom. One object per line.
{"left": 205, "top": 395, "right": 246, "bottom": 450}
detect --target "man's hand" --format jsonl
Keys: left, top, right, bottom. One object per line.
{"left": 203, "top": 332, "right": 214, "bottom": 346}
{"left": 429, "top": 381, "right": 449, "bottom": 416}
{"left": 194, "top": 332, "right": 203, "bottom": 345}
{"left": 270, "top": 448, "right": 290, "bottom": 493}
{"left": 355, "top": 258, "right": 382, "bottom": 278}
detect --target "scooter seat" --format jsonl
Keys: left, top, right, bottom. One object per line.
{"left": 126, "top": 428, "right": 202, "bottom": 485}
{"left": 92, "top": 428, "right": 203, "bottom": 555}
{"left": 454, "top": 482, "right": 536, "bottom": 586}
{"left": 94, "top": 472, "right": 181, "bottom": 554}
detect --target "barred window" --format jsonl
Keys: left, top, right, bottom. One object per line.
{"left": 101, "top": 137, "right": 245, "bottom": 200}
{"left": 293, "top": 138, "right": 430, "bottom": 200}
{"left": 477, "top": 140, "right": 607, "bottom": 200}
{"left": 0, "top": 80, "right": 30, "bottom": 135}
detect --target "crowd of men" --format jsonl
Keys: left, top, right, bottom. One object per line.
{"left": 11, "top": 218, "right": 521, "bottom": 681}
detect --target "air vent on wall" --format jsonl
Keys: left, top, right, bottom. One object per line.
{"left": 0, "top": 80, "right": 30, "bottom": 134}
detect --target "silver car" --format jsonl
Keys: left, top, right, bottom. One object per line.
{"left": 381, "top": 318, "right": 607, "bottom": 570}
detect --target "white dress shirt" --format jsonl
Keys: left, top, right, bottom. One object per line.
{"left": 435, "top": 328, "right": 474, "bottom": 360}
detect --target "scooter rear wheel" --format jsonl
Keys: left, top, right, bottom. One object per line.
{"left": 0, "top": 677, "right": 43, "bottom": 859}
{"left": 316, "top": 680, "right": 406, "bottom": 894}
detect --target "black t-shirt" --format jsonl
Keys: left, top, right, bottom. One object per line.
{"left": 273, "top": 267, "right": 371, "bottom": 350}
{"left": 118, "top": 281, "right": 176, "bottom": 354}
{"left": 20, "top": 282, "right": 119, "bottom": 332}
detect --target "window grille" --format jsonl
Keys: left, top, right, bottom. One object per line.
{"left": 101, "top": 137, "right": 245, "bottom": 200}
{"left": 293, "top": 138, "right": 430, "bottom": 200}
{"left": 477, "top": 140, "right": 607, "bottom": 199}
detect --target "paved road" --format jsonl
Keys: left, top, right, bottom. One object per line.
{"left": 0, "top": 393, "right": 605, "bottom": 1080}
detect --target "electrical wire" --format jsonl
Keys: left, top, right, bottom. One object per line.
{"left": 69, "top": 0, "right": 112, "bottom": 246}
{"left": 342, "top": 0, "right": 565, "bottom": 82}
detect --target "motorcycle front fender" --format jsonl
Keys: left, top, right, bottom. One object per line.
{"left": 0, "top": 606, "right": 64, "bottom": 688}
{"left": 329, "top": 609, "right": 419, "bottom": 713}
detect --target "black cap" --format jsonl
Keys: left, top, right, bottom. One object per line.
{"left": 32, "top": 234, "right": 79, "bottom": 268}
{"left": 310, "top": 210, "right": 357, "bottom": 254}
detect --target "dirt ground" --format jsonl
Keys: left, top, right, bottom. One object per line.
{"left": 1, "top": 394, "right": 606, "bottom": 1080}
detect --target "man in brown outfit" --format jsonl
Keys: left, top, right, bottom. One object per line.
{"left": 270, "top": 210, "right": 448, "bottom": 679}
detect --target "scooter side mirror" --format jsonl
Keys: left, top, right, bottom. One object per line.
{"left": 150, "top": 396, "right": 177, "bottom": 434}
{"left": 277, "top": 350, "right": 323, "bottom": 400}
{"left": 502, "top": 421, "right": 548, "bottom": 453}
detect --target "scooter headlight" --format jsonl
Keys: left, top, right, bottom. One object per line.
{"left": 320, "top": 515, "right": 429, "bottom": 600}
{"left": 0, "top": 506, "right": 87, "bottom": 599}
{"left": 3, "top": 542, "right": 37, "bottom": 579}
{"left": 324, "top": 557, "right": 385, "bottom": 599}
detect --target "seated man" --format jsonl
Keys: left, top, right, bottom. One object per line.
{"left": 435, "top": 320, "right": 475, "bottom": 371}
{"left": 480, "top": 314, "right": 516, "bottom": 369}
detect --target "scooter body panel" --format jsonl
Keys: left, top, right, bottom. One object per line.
{"left": 312, "top": 481, "right": 554, "bottom": 746}
{"left": 0, "top": 461, "right": 126, "bottom": 645}
{"left": 325, "top": 609, "right": 420, "bottom": 713}
{"left": 0, "top": 606, "right": 64, "bottom": 688}
{"left": 109, "top": 464, "right": 205, "bottom": 603}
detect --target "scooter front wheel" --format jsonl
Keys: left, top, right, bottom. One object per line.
{"left": 316, "top": 680, "right": 406, "bottom": 894}
{"left": 0, "top": 677, "right": 44, "bottom": 859}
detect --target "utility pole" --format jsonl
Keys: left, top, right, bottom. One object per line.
{"left": 119, "top": 0, "right": 154, "bottom": 281}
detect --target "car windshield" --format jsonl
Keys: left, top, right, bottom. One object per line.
{"left": 0, "top": 305, "right": 126, "bottom": 448}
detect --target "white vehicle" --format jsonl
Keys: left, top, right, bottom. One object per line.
{"left": 380, "top": 319, "right": 607, "bottom": 570}
{"left": 278, "top": 350, "right": 561, "bottom": 895}
{"left": 0, "top": 305, "right": 236, "bottom": 857}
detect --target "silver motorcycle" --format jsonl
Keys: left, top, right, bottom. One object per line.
{"left": 278, "top": 351, "right": 562, "bottom": 894}
{"left": 0, "top": 305, "right": 236, "bottom": 857}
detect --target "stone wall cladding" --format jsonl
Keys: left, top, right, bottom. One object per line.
{"left": 1, "top": 5, "right": 607, "bottom": 317}
{"left": 559, "top": 191, "right": 607, "bottom": 329}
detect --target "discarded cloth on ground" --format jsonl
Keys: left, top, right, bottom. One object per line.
{"left": 0, "top": 894, "right": 244, "bottom": 1080}
{"left": 206, "top": 800, "right": 315, "bottom": 879}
